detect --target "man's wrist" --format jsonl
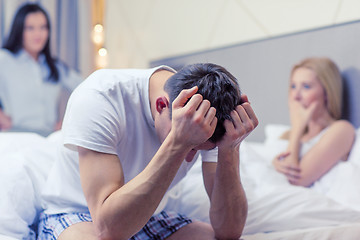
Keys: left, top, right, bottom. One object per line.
{"left": 217, "top": 146, "right": 239, "bottom": 165}
{"left": 163, "top": 132, "right": 193, "bottom": 157}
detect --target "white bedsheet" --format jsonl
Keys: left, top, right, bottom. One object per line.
{"left": 242, "top": 222, "right": 360, "bottom": 240}
{"left": 260, "top": 125, "right": 360, "bottom": 212}
{"left": 0, "top": 132, "right": 61, "bottom": 240}
{"left": 240, "top": 140, "right": 360, "bottom": 234}
{"left": 163, "top": 125, "right": 360, "bottom": 238}
{"left": 1, "top": 126, "right": 360, "bottom": 240}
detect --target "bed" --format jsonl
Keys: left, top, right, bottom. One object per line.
{"left": 2, "top": 20, "right": 360, "bottom": 240}
{"left": 0, "top": 132, "right": 61, "bottom": 240}
{"left": 1, "top": 126, "right": 360, "bottom": 240}
{"left": 160, "top": 125, "right": 360, "bottom": 240}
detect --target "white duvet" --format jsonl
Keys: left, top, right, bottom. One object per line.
{"left": 162, "top": 124, "right": 360, "bottom": 235}
{"left": 0, "top": 132, "right": 61, "bottom": 240}
{"left": 1, "top": 125, "right": 360, "bottom": 239}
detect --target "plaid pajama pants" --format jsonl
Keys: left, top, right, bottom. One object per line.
{"left": 37, "top": 211, "right": 192, "bottom": 240}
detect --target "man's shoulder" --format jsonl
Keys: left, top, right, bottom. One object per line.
{"left": 86, "top": 68, "right": 115, "bottom": 80}
{"left": 83, "top": 68, "right": 142, "bottom": 86}
{"left": 86, "top": 67, "right": 172, "bottom": 81}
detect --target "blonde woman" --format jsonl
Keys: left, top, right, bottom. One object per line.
{"left": 272, "top": 57, "right": 355, "bottom": 187}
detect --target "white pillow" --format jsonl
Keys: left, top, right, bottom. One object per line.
{"left": 264, "top": 123, "right": 290, "bottom": 144}
{"left": 0, "top": 132, "right": 45, "bottom": 155}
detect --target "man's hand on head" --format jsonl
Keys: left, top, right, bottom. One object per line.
{"left": 217, "top": 94, "right": 258, "bottom": 150}
{"left": 170, "top": 86, "right": 217, "bottom": 151}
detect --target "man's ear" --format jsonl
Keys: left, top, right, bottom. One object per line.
{"left": 155, "top": 96, "right": 169, "bottom": 113}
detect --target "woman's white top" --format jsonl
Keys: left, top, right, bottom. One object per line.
{"left": 0, "top": 49, "right": 83, "bottom": 136}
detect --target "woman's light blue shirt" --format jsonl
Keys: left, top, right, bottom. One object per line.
{"left": 0, "top": 49, "right": 83, "bottom": 136}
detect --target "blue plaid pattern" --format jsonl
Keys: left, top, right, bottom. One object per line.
{"left": 37, "top": 212, "right": 92, "bottom": 240}
{"left": 37, "top": 211, "right": 192, "bottom": 240}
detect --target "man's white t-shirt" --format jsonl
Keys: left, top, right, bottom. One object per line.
{"left": 41, "top": 66, "right": 217, "bottom": 215}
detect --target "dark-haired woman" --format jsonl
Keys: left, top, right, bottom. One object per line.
{"left": 0, "top": 3, "right": 82, "bottom": 136}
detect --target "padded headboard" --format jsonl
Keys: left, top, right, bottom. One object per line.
{"left": 151, "top": 20, "right": 360, "bottom": 142}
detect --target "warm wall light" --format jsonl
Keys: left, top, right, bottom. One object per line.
{"left": 92, "top": 0, "right": 107, "bottom": 69}
{"left": 94, "top": 23, "right": 103, "bottom": 33}
{"left": 98, "top": 47, "right": 107, "bottom": 56}
{"left": 96, "top": 47, "right": 108, "bottom": 68}
{"left": 92, "top": 23, "right": 104, "bottom": 45}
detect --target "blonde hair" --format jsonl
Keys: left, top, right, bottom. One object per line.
{"left": 290, "top": 57, "right": 343, "bottom": 120}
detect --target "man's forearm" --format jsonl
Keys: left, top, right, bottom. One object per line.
{"left": 209, "top": 148, "right": 247, "bottom": 240}
{"left": 95, "top": 137, "right": 190, "bottom": 240}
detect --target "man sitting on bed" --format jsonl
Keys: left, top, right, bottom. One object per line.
{"left": 39, "top": 63, "right": 258, "bottom": 240}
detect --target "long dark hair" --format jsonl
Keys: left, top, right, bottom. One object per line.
{"left": 3, "top": 3, "right": 59, "bottom": 82}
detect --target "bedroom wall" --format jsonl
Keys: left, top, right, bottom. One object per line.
{"left": 103, "top": 0, "right": 360, "bottom": 69}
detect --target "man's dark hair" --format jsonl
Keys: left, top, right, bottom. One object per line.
{"left": 164, "top": 63, "right": 242, "bottom": 143}
{"left": 2, "top": 3, "right": 59, "bottom": 82}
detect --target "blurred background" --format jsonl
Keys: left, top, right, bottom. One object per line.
{"left": 1, "top": 0, "right": 360, "bottom": 78}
